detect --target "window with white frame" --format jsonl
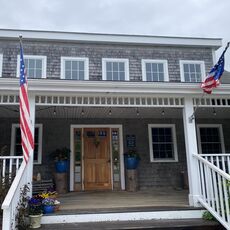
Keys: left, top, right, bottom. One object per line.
{"left": 180, "top": 60, "right": 205, "bottom": 82}
{"left": 148, "top": 124, "right": 178, "bottom": 162}
{"left": 102, "top": 58, "right": 129, "bottom": 81}
{"left": 197, "top": 124, "right": 225, "bottom": 154}
{"left": 11, "top": 124, "right": 43, "bottom": 164}
{"left": 142, "top": 59, "right": 169, "bottom": 81}
{"left": 17, "top": 55, "right": 47, "bottom": 78}
{"left": 61, "top": 57, "right": 89, "bottom": 80}
{"left": 0, "top": 54, "right": 3, "bottom": 77}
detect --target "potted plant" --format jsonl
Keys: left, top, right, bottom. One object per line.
{"left": 124, "top": 149, "right": 140, "bottom": 169}
{"left": 50, "top": 147, "right": 70, "bottom": 173}
{"left": 42, "top": 198, "right": 55, "bottom": 214}
{"left": 28, "top": 195, "right": 43, "bottom": 228}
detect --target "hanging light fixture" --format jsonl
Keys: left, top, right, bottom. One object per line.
{"left": 213, "top": 108, "right": 217, "bottom": 116}
{"left": 81, "top": 109, "right": 85, "bottom": 116}
{"left": 136, "top": 108, "right": 140, "bottom": 116}
{"left": 53, "top": 107, "right": 56, "bottom": 116}
{"left": 109, "top": 108, "right": 112, "bottom": 116}
{"left": 161, "top": 109, "right": 165, "bottom": 116}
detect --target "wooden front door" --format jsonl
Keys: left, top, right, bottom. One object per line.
{"left": 84, "top": 128, "right": 112, "bottom": 190}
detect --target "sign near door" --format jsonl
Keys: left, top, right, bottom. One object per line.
{"left": 126, "top": 135, "right": 136, "bottom": 148}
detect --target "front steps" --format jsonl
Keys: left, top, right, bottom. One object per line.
{"left": 41, "top": 209, "right": 204, "bottom": 224}
{"left": 40, "top": 219, "right": 224, "bottom": 230}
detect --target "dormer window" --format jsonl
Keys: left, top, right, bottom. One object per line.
{"left": 102, "top": 58, "right": 129, "bottom": 81}
{"left": 61, "top": 57, "right": 89, "bottom": 80}
{"left": 142, "top": 59, "right": 169, "bottom": 81}
{"left": 180, "top": 60, "right": 205, "bottom": 82}
{"left": 17, "top": 55, "right": 47, "bottom": 78}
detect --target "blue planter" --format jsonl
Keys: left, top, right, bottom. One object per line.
{"left": 55, "top": 160, "right": 68, "bottom": 173}
{"left": 43, "top": 205, "right": 55, "bottom": 214}
{"left": 125, "top": 157, "right": 140, "bottom": 169}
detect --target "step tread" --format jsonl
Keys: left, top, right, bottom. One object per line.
{"left": 40, "top": 219, "right": 224, "bottom": 230}
{"left": 47, "top": 206, "right": 203, "bottom": 215}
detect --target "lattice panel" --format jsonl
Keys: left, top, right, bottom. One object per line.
{"left": 193, "top": 97, "right": 230, "bottom": 107}
{"left": 35, "top": 95, "right": 184, "bottom": 107}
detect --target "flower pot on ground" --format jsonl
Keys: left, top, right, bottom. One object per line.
{"left": 29, "top": 214, "right": 43, "bottom": 229}
{"left": 124, "top": 149, "right": 140, "bottom": 170}
{"left": 42, "top": 198, "right": 55, "bottom": 214}
{"left": 28, "top": 195, "right": 43, "bottom": 228}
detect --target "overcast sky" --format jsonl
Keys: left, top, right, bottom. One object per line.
{"left": 0, "top": 0, "right": 230, "bottom": 71}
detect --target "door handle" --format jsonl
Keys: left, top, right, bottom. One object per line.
{"left": 107, "top": 159, "right": 111, "bottom": 163}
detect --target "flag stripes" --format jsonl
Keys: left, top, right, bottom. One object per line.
{"left": 19, "top": 41, "right": 34, "bottom": 163}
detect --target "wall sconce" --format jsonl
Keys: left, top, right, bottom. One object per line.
{"left": 53, "top": 107, "right": 56, "bottom": 116}
{"left": 213, "top": 108, "right": 217, "bottom": 116}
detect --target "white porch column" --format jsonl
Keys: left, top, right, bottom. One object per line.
{"left": 183, "top": 96, "right": 200, "bottom": 207}
{"left": 27, "top": 93, "right": 36, "bottom": 196}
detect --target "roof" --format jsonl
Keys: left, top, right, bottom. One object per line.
{"left": 0, "top": 28, "right": 222, "bottom": 49}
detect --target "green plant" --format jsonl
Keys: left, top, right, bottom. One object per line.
{"left": 50, "top": 147, "right": 70, "bottom": 161}
{"left": 125, "top": 149, "right": 140, "bottom": 160}
{"left": 42, "top": 198, "right": 55, "bottom": 206}
{"left": 15, "top": 184, "right": 30, "bottom": 230}
{"left": 202, "top": 211, "right": 215, "bottom": 221}
{"left": 28, "top": 195, "right": 43, "bottom": 215}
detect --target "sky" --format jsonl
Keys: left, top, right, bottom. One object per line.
{"left": 0, "top": 0, "right": 230, "bottom": 71}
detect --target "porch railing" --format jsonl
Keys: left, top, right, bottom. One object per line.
{"left": 1, "top": 157, "right": 29, "bottom": 230}
{"left": 0, "top": 156, "right": 23, "bottom": 185}
{"left": 194, "top": 153, "right": 230, "bottom": 230}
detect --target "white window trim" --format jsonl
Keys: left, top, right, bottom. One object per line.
{"left": 0, "top": 54, "right": 3, "bottom": 77}
{"left": 179, "top": 60, "right": 205, "bottom": 82}
{"left": 142, "top": 59, "right": 169, "bottom": 82}
{"left": 10, "top": 124, "right": 43, "bottom": 164}
{"left": 102, "top": 58, "right": 129, "bottom": 81}
{"left": 148, "top": 124, "right": 178, "bottom": 163}
{"left": 60, "top": 57, "right": 89, "bottom": 80}
{"left": 17, "top": 55, "right": 47, "bottom": 78}
{"left": 197, "top": 124, "right": 225, "bottom": 154}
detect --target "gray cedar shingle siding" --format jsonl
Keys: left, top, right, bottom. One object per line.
{"left": 0, "top": 39, "right": 213, "bottom": 82}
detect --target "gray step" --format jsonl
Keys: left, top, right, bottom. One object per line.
{"left": 39, "top": 219, "right": 224, "bottom": 230}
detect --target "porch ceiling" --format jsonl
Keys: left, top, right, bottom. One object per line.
{"left": 1, "top": 105, "right": 230, "bottom": 119}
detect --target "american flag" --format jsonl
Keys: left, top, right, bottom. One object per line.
{"left": 19, "top": 41, "right": 34, "bottom": 163}
{"left": 201, "top": 43, "right": 229, "bottom": 94}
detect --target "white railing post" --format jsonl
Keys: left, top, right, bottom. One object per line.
{"left": 183, "top": 96, "right": 200, "bottom": 207}
{"left": 27, "top": 93, "right": 36, "bottom": 196}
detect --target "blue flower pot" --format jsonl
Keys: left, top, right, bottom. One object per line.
{"left": 55, "top": 160, "right": 68, "bottom": 173}
{"left": 124, "top": 157, "right": 140, "bottom": 169}
{"left": 43, "top": 205, "right": 55, "bottom": 214}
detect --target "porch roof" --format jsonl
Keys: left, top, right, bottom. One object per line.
{"left": 1, "top": 78, "right": 230, "bottom": 96}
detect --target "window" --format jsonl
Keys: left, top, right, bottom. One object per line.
{"left": 142, "top": 59, "right": 169, "bottom": 81}
{"left": 102, "top": 58, "right": 129, "bottom": 81}
{"left": 61, "top": 57, "right": 89, "bottom": 80}
{"left": 17, "top": 55, "right": 47, "bottom": 78}
{"left": 197, "top": 124, "right": 225, "bottom": 154}
{"left": 148, "top": 124, "right": 178, "bottom": 162}
{"left": 11, "top": 124, "right": 43, "bottom": 164}
{"left": 180, "top": 60, "right": 205, "bottom": 82}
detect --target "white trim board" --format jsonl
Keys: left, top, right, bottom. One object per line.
{"left": 0, "top": 29, "right": 222, "bottom": 48}
{"left": 70, "top": 124, "right": 124, "bottom": 191}
{"left": 41, "top": 210, "right": 205, "bottom": 224}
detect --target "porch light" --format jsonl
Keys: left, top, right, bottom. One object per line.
{"left": 161, "top": 109, "right": 165, "bottom": 116}
{"left": 136, "top": 108, "right": 140, "bottom": 116}
{"left": 109, "top": 109, "right": 112, "bottom": 116}
{"left": 53, "top": 107, "right": 56, "bottom": 116}
{"left": 213, "top": 108, "right": 217, "bottom": 116}
{"left": 81, "top": 109, "right": 85, "bottom": 116}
